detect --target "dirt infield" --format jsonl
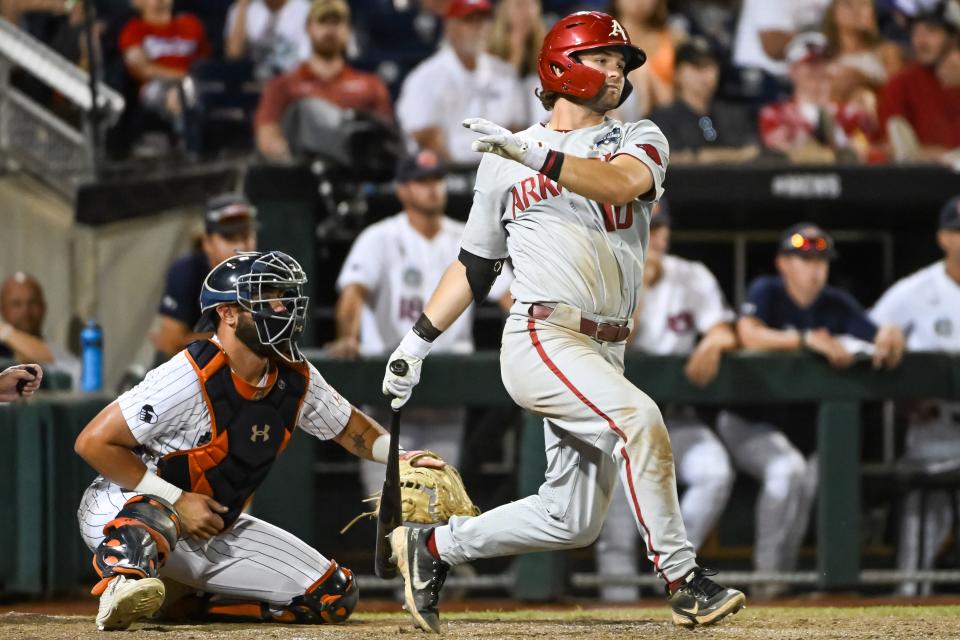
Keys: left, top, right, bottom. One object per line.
{"left": 4, "top": 606, "right": 960, "bottom": 639}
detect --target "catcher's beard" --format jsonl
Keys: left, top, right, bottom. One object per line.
{"left": 235, "top": 312, "right": 279, "bottom": 360}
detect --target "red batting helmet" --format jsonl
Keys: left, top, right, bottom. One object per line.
{"left": 538, "top": 11, "right": 647, "bottom": 107}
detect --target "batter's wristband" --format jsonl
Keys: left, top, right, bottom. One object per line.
{"left": 412, "top": 313, "right": 442, "bottom": 343}
{"left": 540, "top": 150, "right": 565, "bottom": 182}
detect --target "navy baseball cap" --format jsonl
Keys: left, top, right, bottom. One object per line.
{"left": 778, "top": 223, "right": 837, "bottom": 260}
{"left": 205, "top": 193, "right": 257, "bottom": 236}
{"left": 396, "top": 149, "right": 447, "bottom": 183}
{"left": 674, "top": 37, "right": 716, "bottom": 68}
{"left": 940, "top": 195, "right": 960, "bottom": 230}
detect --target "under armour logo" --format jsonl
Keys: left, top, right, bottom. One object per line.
{"left": 609, "top": 19, "right": 627, "bottom": 41}
{"left": 250, "top": 424, "right": 270, "bottom": 443}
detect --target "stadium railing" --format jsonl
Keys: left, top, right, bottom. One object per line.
{"left": 2, "top": 352, "right": 959, "bottom": 598}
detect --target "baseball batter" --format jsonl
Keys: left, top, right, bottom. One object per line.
{"left": 74, "top": 251, "right": 439, "bottom": 631}
{"left": 869, "top": 195, "right": 960, "bottom": 596}
{"left": 381, "top": 11, "right": 745, "bottom": 631}
{"left": 596, "top": 210, "right": 736, "bottom": 601}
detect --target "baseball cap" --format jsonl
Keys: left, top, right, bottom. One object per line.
{"left": 445, "top": 0, "right": 493, "bottom": 19}
{"left": 784, "top": 31, "right": 829, "bottom": 65}
{"left": 650, "top": 198, "right": 672, "bottom": 228}
{"left": 674, "top": 37, "right": 716, "bottom": 67}
{"left": 396, "top": 149, "right": 448, "bottom": 183}
{"left": 205, "top": 193, "right": 257, "bottom": 236}
{"left": 940, "top": 195, "right": 960, "bottom": 230}
{"left": 778, "top": 222, "right": 837, "bottom": 260}
{"left": 308, "top": 0, "right": 349, "bottom": 22}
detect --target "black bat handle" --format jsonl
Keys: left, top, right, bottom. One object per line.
{"left": 16, "top": 366, "right": 37, "bottom": 395}
{"left": 389, "top": 359, "right": 409, "bottom": 377}
{"left": 375, "top": 372, "right": 405, "bottom": 579}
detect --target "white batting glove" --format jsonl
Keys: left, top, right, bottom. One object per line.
{"left": 382, "top": 331, "right": 431, "bottom": 409}
{"left": 463, "top": 117, "right": 549, "bottom": 170}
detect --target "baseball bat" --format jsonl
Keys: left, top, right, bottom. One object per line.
{"left": 374, "top": 358, "right": 408, "bottom": 579}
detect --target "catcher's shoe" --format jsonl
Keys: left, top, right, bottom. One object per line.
{"left": 668, "top": 567, "right": 745, "bottom": 627}
{"left": 391, "top": 526, "right": 448, "bottom": 633}
{"left": 96, "top": 575, "right": 166, "bottom": 631}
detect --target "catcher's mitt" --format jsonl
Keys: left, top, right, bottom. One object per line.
{"left": 341, "top": 451, "right": 479, "bottom": 533}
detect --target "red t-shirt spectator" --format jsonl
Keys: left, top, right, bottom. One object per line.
{"left": 254, "top": 62, "right": 393, "bottom": 128}
{"left": 878, "top": 63, "right": 960, "bottom": 148}
{"left": 759, "top": 99, "right": 878, "bottom": 151}
{"left": 119, "top": 14, "right": 210, "bottom": 75}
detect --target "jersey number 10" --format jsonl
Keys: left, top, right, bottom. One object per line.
{"left": 601, "top": 203, "right": 634, "bottom": 232}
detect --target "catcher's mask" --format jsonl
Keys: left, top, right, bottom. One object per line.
{"left": 200, "top": 251, "right": 310, "bottom": 363}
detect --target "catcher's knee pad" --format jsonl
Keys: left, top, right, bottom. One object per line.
{"left": 92, "top": 495, "right": 181, "bottom": 595}
{"left": 287, "top": 561, "right": 358, "bottom": 624}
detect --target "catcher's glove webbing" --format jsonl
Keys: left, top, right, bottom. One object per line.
{"left": 341, "top": 451, "right": 480, "bottom": 533}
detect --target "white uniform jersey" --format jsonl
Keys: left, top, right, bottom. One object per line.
{"left": 460, "top": 118, "right": 668, "bottom": 320}
{"left": 336, "top": 212, "right": 512, "bottom": 356}
{"left": 870, "top": 261, "right": 960, "bottom": 353}
{"left": 633, "top": 255, "right": 734, "bottom": 355}
{"left": 114, "top": 347, "right": 351, "bottom": 471}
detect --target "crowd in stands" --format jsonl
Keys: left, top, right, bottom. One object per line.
{"left": 3, "top": 0, "right": 959, "bottom": 168}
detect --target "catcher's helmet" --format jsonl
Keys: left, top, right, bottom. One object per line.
{"left": 538, "top": 11, "right": 647, "bottom": 108}
{"left": 199, "top": 251, "right": 309, "bottom": 363}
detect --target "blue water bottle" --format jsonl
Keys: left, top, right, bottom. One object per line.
{"left": 80, "top": 320, "right": 103, "bottom": 392}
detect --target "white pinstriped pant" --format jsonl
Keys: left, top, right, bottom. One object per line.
{"left": 77, "top": 476, "right": 333, "bottom": 605}
{"left": 434, "top": 313, "right": 697, "bottom": 583}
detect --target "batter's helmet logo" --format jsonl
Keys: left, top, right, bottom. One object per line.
{"left": 138, "top": 405, "right": 158, "bottom": 424}
{"left": 609, "top": 19, "right": 627, "bottom": 41}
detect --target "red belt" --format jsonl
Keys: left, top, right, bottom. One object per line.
{"left": 527, "top": 304, "right": 631, "bottom": 343}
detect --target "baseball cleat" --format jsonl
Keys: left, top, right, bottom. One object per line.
{"left": 390, "top": 526, "right": 448, "bottom": 633}
{"left": 668, "top": 567, "right": 745, "bottom": 627}
{"left": 96, "top": 575, "right": 166, "bottom": 631}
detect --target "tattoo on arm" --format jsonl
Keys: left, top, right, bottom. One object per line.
{"left": 351, "top": 432, "right": 368, "bottom": 454}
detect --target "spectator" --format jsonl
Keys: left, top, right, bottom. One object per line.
{"left": 328, "top": 149, "right": 513, "bottom": 496}
{"left": 869, "top": 195, "right": 960, "bottom": 597}
{"left": 487, "top": 0, "right": 550, "bottom": 124}
{"left": 822, "top": 0, "right": 904, "bottom": 105}
{"left": 396, "top": 0, "right": 525, "bottom": 163}
{"left": 759, "top": 31, "right": 878, "bottom": 163}
{"left": 0, "top": 364, "right": 43, "bottom": 402}
{"left": 879, "top": 0, "right": 960, "bottom": 165}
{"left": 150, "top": 193, "right": 257, "bottom": 358}
{"left": 607, "top": 0, "right": 679, "bottom": 121}
{"left": 649, "top": 37, "right": 760, "bottom": 164}
{"left": 0, "top": 273, "right": 80, "bottom": 388}
{"left": 595, "top": 206, "right": 736, "bottom": 602}
{"left": 732, "top": 0, "right": 831, "bottom": 102}
{"left": 224, "top": 0, "right": 311, "bottom": 81}
{"left": 725, "top": 222, "right": 903, "bottom": 597}
{"left": 119, "top": 0, "right": 209, "bottom": 129}
{"left": 254, "top": 0, "right": 393, "bottom": 163}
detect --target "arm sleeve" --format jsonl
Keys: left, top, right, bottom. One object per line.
{"left": 690, "top": 262, "right": 735, "bottom": 332}
{"left": 460, "top": 154, "right": 509, "bottom": 260}
{"left": 157, "top": 261, "right": 197, "bottom": 325}
{"left": 740, "top": 277, "right": 775, "bottom": 324}
{"left": 836, "top": 289, "right": 879, "bottom": 342}
{"left": 335, "top": 226, "right": 385, "bottom": 293}
{"left": 296, "top": 363, "right": 352, "bottom": 440}
{"left": 614, "top": 121, "right": 670, "bottom": 202}
{"left": 396, "top": 65, "right": 442, "bottom": 133}
{"left": 487, "top": 259, "right": 514, "bottom": 301}
{"left": 254, "top": 75, "right": 290, "bottom": 128}
{"left": 117, "top": 353, "right": 205, "bottom": 445}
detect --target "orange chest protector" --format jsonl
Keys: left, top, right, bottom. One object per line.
{"left": 157, "top": 340, "right": 308, "bottom": 528}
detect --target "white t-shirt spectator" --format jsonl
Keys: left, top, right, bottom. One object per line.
{"left": 225, "top": 0, "right": 311, "bottom": 79}
{"left": 336, "top": 212, "right": 512, "bottom": 356}
{"left": 397, "top": 45, "right": 525, "bottom": 164}
{"left": 632, "top": 254, "right": 734, "bottom": 355}
{"left": 732, "top": 0, "right": 830, "bottom": 77}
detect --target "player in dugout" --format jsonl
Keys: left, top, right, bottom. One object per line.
{"left": 75, "top": 251, "right": 441, "bottom": 631}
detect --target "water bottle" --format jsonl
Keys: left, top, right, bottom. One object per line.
{"left": 80, "top": 320, "right": 103, "bottom": 392}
